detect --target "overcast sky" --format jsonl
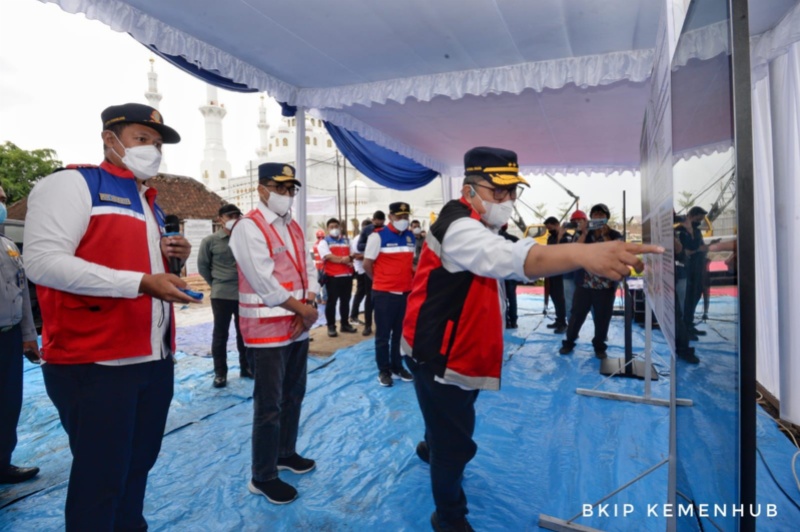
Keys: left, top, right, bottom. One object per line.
{"left": 0, "top": 0, "right": 687, "bottom": 221}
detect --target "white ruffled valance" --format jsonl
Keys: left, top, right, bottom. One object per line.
{"left": 299, "top": 49, "right": 656, "bottom": 110}
{"left": 48, "top": 0, "right": 299, "bottom": 103}
{"left": 673, "top": 140, "right": 734, "bottom": 164}
{"left": 46, "top": 0, "right": 656, "bottom": 110}
{"left": 750, "top": 0, "right": 800, "bottom": 85}
{"left": 671, "top": 20, "right": 730, "bottom": 70}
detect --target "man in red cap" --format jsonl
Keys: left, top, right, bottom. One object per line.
{"left": 24, "top": 102, "right": 195, "bottom": 530}
{"left": 402, "top": 147, "right": 662, "bottom": 531}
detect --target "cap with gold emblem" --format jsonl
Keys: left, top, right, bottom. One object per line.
{"left": 258, "top": 163, "right": 301, "bottom": 186}
{"left": 101, "top": 103, "right": 181, "bottom": 144}
{"left": 389, "top": 202, "right": 411, "bottom": 216}
{"left": 464, "top": 146, "right": 528, "bottom": 187}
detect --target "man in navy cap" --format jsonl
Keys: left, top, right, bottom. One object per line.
{"left": 402, "top": 147, "right": 662, "bottom": 531}
{"left": 229, "top": 162, "right": 319, "bottom": 505}
{"left": 363, "top": 201, "right": 416, "bottom": 387}
{"left": 24, "top": 102, "right": 196, "bottom": 530}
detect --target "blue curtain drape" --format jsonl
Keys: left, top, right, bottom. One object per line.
{"left": 323, "top": 122, "right": 439, "bottom": 191}
{"left": 144, "top": 44, "right": 258, "bottom": 93}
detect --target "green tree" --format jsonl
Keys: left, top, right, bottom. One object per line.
{"left": 0, "top": 142, "right": 62, "bottom": 203}
{"left": 532, "top": 202, "right": 549, "bottom": 223}
{"left": 677, "top": 190, "right": 694, "bottom": 212}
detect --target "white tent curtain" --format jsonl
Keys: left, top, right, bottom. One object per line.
{"left": 751, "top": 76, "right": 781, "bottom": 402}
{"left": 751, "top": 0, "right": 800, "bottom": 424}
{"left": 767, "top": 43, "right": 800, "bottom": 425}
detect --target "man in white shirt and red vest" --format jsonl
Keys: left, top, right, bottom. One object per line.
{"left": 23, "top": 103, "right": 197, "bottom": 531}
{"left": 401, "top": 146, "right": 662, "bottom": 531}
{"left": 229, "top": 162, "right": 319, "bottom": 505}
{"left": 317, "top": 218, "right": 357, "bottom": 337}
{"left": 363, "top": 202, "right": 416, "bottom": 387}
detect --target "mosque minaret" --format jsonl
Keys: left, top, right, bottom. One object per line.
{"left": 199, "top": 85, "right": 232, "bottom": 193}
{"left": 144, "top": 58, "right": 168, "bottom": 173}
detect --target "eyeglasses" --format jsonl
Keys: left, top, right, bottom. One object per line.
{"left": 474, "top": 184, "right": 518, "bottom": 201}
{"left": 265, "top": 183, "right": 299, "bottom": 197}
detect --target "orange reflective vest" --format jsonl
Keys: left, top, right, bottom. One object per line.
{"left": 237, "top": 209, "right": 309, "bottom": 347}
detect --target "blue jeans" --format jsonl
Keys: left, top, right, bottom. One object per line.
{"left": 407, "top": 357, "right": 479, "bottom": 525}
{"left": 563, "top": 277, "right": 576, "bottom": 322}
{"left": 248, "top": 340, "right": 308, "bottom": 482}
{"left": 0, "top": 324, "right": 23, "bottom": 469}
{"left": 42, "top": 357, "right": 174, "bottom": 532}
{"left": 372, "top": 291, "right": 408, "bottom": 373}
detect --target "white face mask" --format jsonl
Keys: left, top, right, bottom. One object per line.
{"left": 329, "top": 228, "right": 341, "bottom": 238}
{"left": 393, "top": 219, "right": 409, "bottom": 232}
{"left": 266, "top": 192, "right": 293, "bottom": 217}
{"left": 412, "top": 227, "right": 422, "bottom": 235}
{"left": 224, "top": 220, "right": 236, "bottom": 231}
{"left": 111, "top": 133, "right": 162, "bottom": 181}
{"left": 481, "top": 199, "right": 515, "bottom": 229}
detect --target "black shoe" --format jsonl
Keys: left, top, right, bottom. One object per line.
{"left": 416, "top": 441, "right": 430, "bottom": 464}
{"left": 559, "top": 344, "right": 574, "bottom": 355}
{"left": 362, "top": 326, "right": 372, "bottom": 336}
{"left": 689, "top": 334, "right": 699, "bottom": 342}
{"left": 594, "top": 351, "right": 608, "bottom": 360}
{"left": 350, "top": 316, "right": 365, "bottom": 325}
{"left": 0, "top": 465, "right": 40, "bottom": 484}
{"left": 431, "top": 511, "right": 474, "bottom": 532}
{"left": 378, "top": 371, "right": 393, "bottom": 387}
{"left": 546, "top": 322, "right": 558, "bottom": 329}
{"left": 277, "top": 453, "right": 316, "bottom": 474}
{"left": 554, "top": 325, "right": 567, "bottom": 334}
{"left": 248, "top": 478, "right": 298, "bottom": 505}
{"left": 213, "top": 375, "right": 227, "bottom": 388}
{"left": 393, "top": 368, "right": 413, "bottom": 382}
{"left": 506, "top": 322, "right": 518, "bottom": 329}
{"left": 240, "top": 368, "right": 254, "bottom": 379}
{"left": 677, "top": 348, "right": 700, "bottom": 364}
{"left": 690, "top": 328, "right": 707, "bottom": 336}
{"left": 340, "top": 323, "right": 358, "bottom": 333}
{"left": 327, "top": 327, "right": 338, "bottom": 338}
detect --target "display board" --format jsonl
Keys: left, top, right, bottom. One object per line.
{"left": 183, "top": 219, "right": 213, "bottom": 276}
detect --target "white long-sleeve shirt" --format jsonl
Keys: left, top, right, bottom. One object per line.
{"left": 23, "top": 168, "right": 170, "bottom": 365}
{"left": 229, "top": 202, "right": 319, "bottom": 344}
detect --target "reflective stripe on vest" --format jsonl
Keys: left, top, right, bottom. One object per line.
{"left": 238, "top": 209, "right": 308, "bottom": 346}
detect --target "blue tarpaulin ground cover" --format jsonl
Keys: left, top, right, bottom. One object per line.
{"left": 1, "top": 295, "right": 798, "bottom": 530}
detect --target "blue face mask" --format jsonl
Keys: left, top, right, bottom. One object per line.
{"left": 0, "top": 203, "right": 7, "bottom": 225}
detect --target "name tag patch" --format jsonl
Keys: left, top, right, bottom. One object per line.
{"left": 99, "top": 193, "right": 132, "bottom": 205}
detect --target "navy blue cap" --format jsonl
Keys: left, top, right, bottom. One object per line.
{"left": 258, "top": 163, "right": 301, "bottom": 186}
{"left": 101, "top": 103, "right": 180, "bottom": 144}
{"left": 464, "top": 146, "right": 528, "bottom": 186}
{"left": 389, "top": 202, "right": 411, "bottom": 215}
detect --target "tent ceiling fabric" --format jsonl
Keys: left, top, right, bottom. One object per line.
{"left": 44, "top": 0, "right": 800, "bottom": 176}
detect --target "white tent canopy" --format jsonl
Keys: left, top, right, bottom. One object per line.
{"left": 40, "top": 0, "right": 800, "bottom": 422}
{"left": 42, "top": 0, "right": 797, "bottom": 177}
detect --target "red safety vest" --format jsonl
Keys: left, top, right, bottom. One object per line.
{"left": 322, "top": 236, "right": 354, "bottom": 277}
{"left": 37, "top": 162, "right": 175, "bottom": 364}
{"left": 402, "top": 198, "right": 504, "bottom": 390}
{"left": 237, "top": 209, "right": 309, "bottom": 346}
{"left": 372, "top": 224, "right": 415, "bottom": 293}
{"left": 312, "top": 241, "right": 324, "bottom": 271}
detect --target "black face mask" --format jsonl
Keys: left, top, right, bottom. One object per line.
{"left": 692, "top": 221, "right": 701, "bottom": 228}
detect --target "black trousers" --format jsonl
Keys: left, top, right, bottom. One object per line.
{"left": 247, "top": 340, "right": 308, "bottom": 482}
{"left": 373, "top": 291, "right": 407, "bottom": 373}
{"left": 42, "top": 358, "right": 174, "bottom": 532}
{"left": 350, "top": 272, "right": 370, "bottom": 325}
{"left": 562, "top": 285, "right": 617, "bottom": 353}
{"left": 407, "top": 357, "right": 479, "bottom": 525}
{"left": 504, "top": 280, "right": 518, "bottom": 325}
{"left": 548, "top": 275, "right": 566, "bottom": 326}
{"left": 325, "top": 275, "right": 353, "bottom": 328}
{"left": 0, "top": 324, "right": 23, "bottom": 469}
{"left": 211, "top": 298, "right": 247, "bottom": 377}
